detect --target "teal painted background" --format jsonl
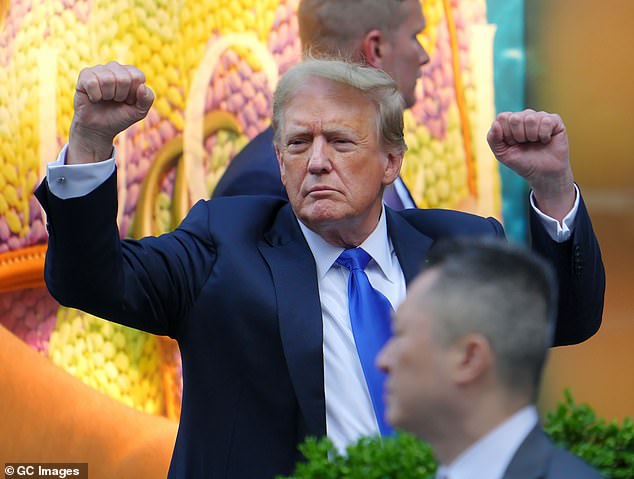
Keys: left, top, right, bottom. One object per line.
{"left": 486, "top": 0, "right": 528, "bottom": 242}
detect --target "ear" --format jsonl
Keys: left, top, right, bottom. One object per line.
{"left": 382, "top": 150, "right": 404, "bottom": 186}
{"left": 275, "top": 145, "right": 286, "bottom": 185}
{"left": 360, "top": 29, "right": 386, "bottom": 69}
{"left": 450, "top": 334, "right": 492, "bottom": 386}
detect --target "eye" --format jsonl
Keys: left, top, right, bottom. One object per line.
{"left": 331, "top": 138, "right": 356, "bottom": 151}
{"left": 286, "top": 138, "right": 310, "bottom": 153}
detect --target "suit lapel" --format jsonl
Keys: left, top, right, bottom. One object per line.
{"left": 386, "top": 208, "right": 434, "bottom": 285}
{"left": 258, "top": 204, "right": 326, "bottom": 437}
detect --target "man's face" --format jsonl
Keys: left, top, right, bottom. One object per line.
{"left": 276, "top": 77, "right": 401, "bottom": 240}
{"left": 381, "top": 0, "right": 429, "bottom": 108}
{"left": 377, "top": 271, "right": 454, "bottom": 437}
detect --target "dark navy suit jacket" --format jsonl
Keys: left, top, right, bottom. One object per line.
{"left": 503, "top": 425, "right": 604, "bottom": 479}
{"left": 36, "top": 172, "right": 604, "bottom": 479}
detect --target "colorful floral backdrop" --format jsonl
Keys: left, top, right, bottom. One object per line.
{"left": 0, "top": 0, "right": 502, "bottom": 422}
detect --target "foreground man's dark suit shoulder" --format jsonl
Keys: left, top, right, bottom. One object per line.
{"left": 36, "top": 171, "right": 604, "bottom": 479}
{"left": 502, "top": 426, "right": 604, "bottom": 479}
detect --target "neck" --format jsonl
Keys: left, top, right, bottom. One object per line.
{"left": 304, "top": 204, "right": 384, "bottom": 248}
{"left": 429, "top": 392, "right": 531, "bottom": 466}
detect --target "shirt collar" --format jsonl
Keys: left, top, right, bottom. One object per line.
{"left": 297, "top": 207, "right": 396, "bottom": 282}
{"left": 439, "top": 406, "right": 538, "bottom": 479}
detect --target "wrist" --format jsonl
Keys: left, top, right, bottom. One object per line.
{"left": 531, "top": 179, "right": 576, "bottom": 223}
{"left": 67, "top": 121, "right": 115, "bottom": 165}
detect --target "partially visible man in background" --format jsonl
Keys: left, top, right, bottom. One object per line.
{"left": 212, "top": 0, "right": 428, "bottom": 209}
{"left": 378, "top": 238, "right": 604, "bottom": 479}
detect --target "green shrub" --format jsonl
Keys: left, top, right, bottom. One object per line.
{"left": 279, "top": 433, "right": 437, "bottom": 479}
{"left": 279, "top": 390, "right": 634, "bottom": 479}
{"left": 544, "top": 389, "right": 634, "bottom": 478}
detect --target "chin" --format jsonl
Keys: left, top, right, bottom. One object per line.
{"left": 385, "top": 407, "right": 401, "bottom": 430}
{"left": 300, "top": 201, "right": 345, "bottom": 224}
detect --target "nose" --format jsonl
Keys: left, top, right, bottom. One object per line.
{"left": 307, "top": 136, "right": 332, "bottom": 174}
{"left": 418, "top": 40, "right": 430, "bottom": 66}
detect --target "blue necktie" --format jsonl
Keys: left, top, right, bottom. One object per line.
{"left": 336, "top": 248, "right": 393, "bottom": 436}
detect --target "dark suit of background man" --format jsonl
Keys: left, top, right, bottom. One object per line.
{"left": 378, "top": 238, "right": 604, "bottom": 478}
{"left": 36, "top": 56, "right": 604, "bottom": 478}
{"left": 213, "top": 0, "right": 428, "bottom": 208}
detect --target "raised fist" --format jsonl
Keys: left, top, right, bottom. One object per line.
{"left": 68, "top": 62, "right": 154, "bottom": 164}
{"left": 487, "top": 109, "right": 576, "bottom": 220}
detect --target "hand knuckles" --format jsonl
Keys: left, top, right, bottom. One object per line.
{"left": 525, "top": 115, "right": 538, "bottom": 126}
{"left": 81, "top": 75, "right": 98, "bottom": 89}
{"left": 78, "top": 67, "right": 94, "bottom": 79}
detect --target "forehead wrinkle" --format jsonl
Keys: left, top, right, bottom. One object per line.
{"left": 282, "top": 106, "right": 375, "bottom": 141}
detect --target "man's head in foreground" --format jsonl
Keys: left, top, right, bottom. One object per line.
{"left": 272, "top": 58, "right": 408, "bottom": 247}
{"left": 298, "top": 0, "right": 430, "bottom": 108}
{"left": 377, "top": 238, "right": 556, "bottom": 462}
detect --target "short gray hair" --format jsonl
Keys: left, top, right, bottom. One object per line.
{"left": 272, "top": 58, "right": 407, "bottom": 155}
{"left": 298, "top": 0, "right": 408, "bottom": 60}
{"left": 420, "top": 238, "right": 557, "bottom": 400}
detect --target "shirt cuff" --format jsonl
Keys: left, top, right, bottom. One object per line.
{"left": 529, "top": 184, "right": 580, "bottom": 243}
{"left": 47, "top": 143, "right": 116, "bottom": 199}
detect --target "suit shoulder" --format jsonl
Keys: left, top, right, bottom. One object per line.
{"left": 547, "top": 447, "right": 605, "bottom": 478}
{"left": 396, "top": 208, "right": 504, "bottom": 239}
{"left": 181, "top": 196, "right": 288, "bottom": 239}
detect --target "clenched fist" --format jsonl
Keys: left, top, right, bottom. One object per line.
{"left": 487, "top": 109, "right": 576, "bottom": 222}
{"left": 68, "top": 62, "right": 155, "bottom": 165}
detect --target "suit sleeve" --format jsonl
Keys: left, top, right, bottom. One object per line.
{"left": 529, "top": 192, "right": 605, "bottom": 346}
{"left": 35, "top": 171, "right": 217, "bottom": 339}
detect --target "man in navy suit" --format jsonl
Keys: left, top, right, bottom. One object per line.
{"left": 36, "top": 58, "right": 603, "bottom": 478}
{"left": 213, "top": 0, "right": 427, "bottom": 209}
{"left": 378, "top": 238, "right": 603, "bottom": 478}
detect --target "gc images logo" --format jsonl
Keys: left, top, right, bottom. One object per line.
{"left": 4, "top": 464, "right": 87, "bottom": 478}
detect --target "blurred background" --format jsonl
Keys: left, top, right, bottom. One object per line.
{"left": 525, "top": 0, "right": 634, "bottom": 422}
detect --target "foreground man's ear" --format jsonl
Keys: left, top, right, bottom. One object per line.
{"left": 450, "top": 334, "right": 492, "bottom": 386}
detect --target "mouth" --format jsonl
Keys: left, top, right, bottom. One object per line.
{"left": 305, "top": 185, "right": 339, "bottom": 197}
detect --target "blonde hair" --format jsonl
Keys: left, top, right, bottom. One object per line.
{"left": 272, "top": 58, "right": 407, "bottom": 155}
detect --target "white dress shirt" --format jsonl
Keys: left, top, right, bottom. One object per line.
{"left": 435, "top": 406, "right": 538, "bottom": 479}
{"left": 46, "top": 146, "right": 578, "bottom": 452}
{"left": 298, "top": 210, "right": 407, "bottom": 451}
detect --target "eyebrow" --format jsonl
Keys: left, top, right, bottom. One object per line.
{"left": 284, "top": 125, "right": 360, "bottom": 139}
